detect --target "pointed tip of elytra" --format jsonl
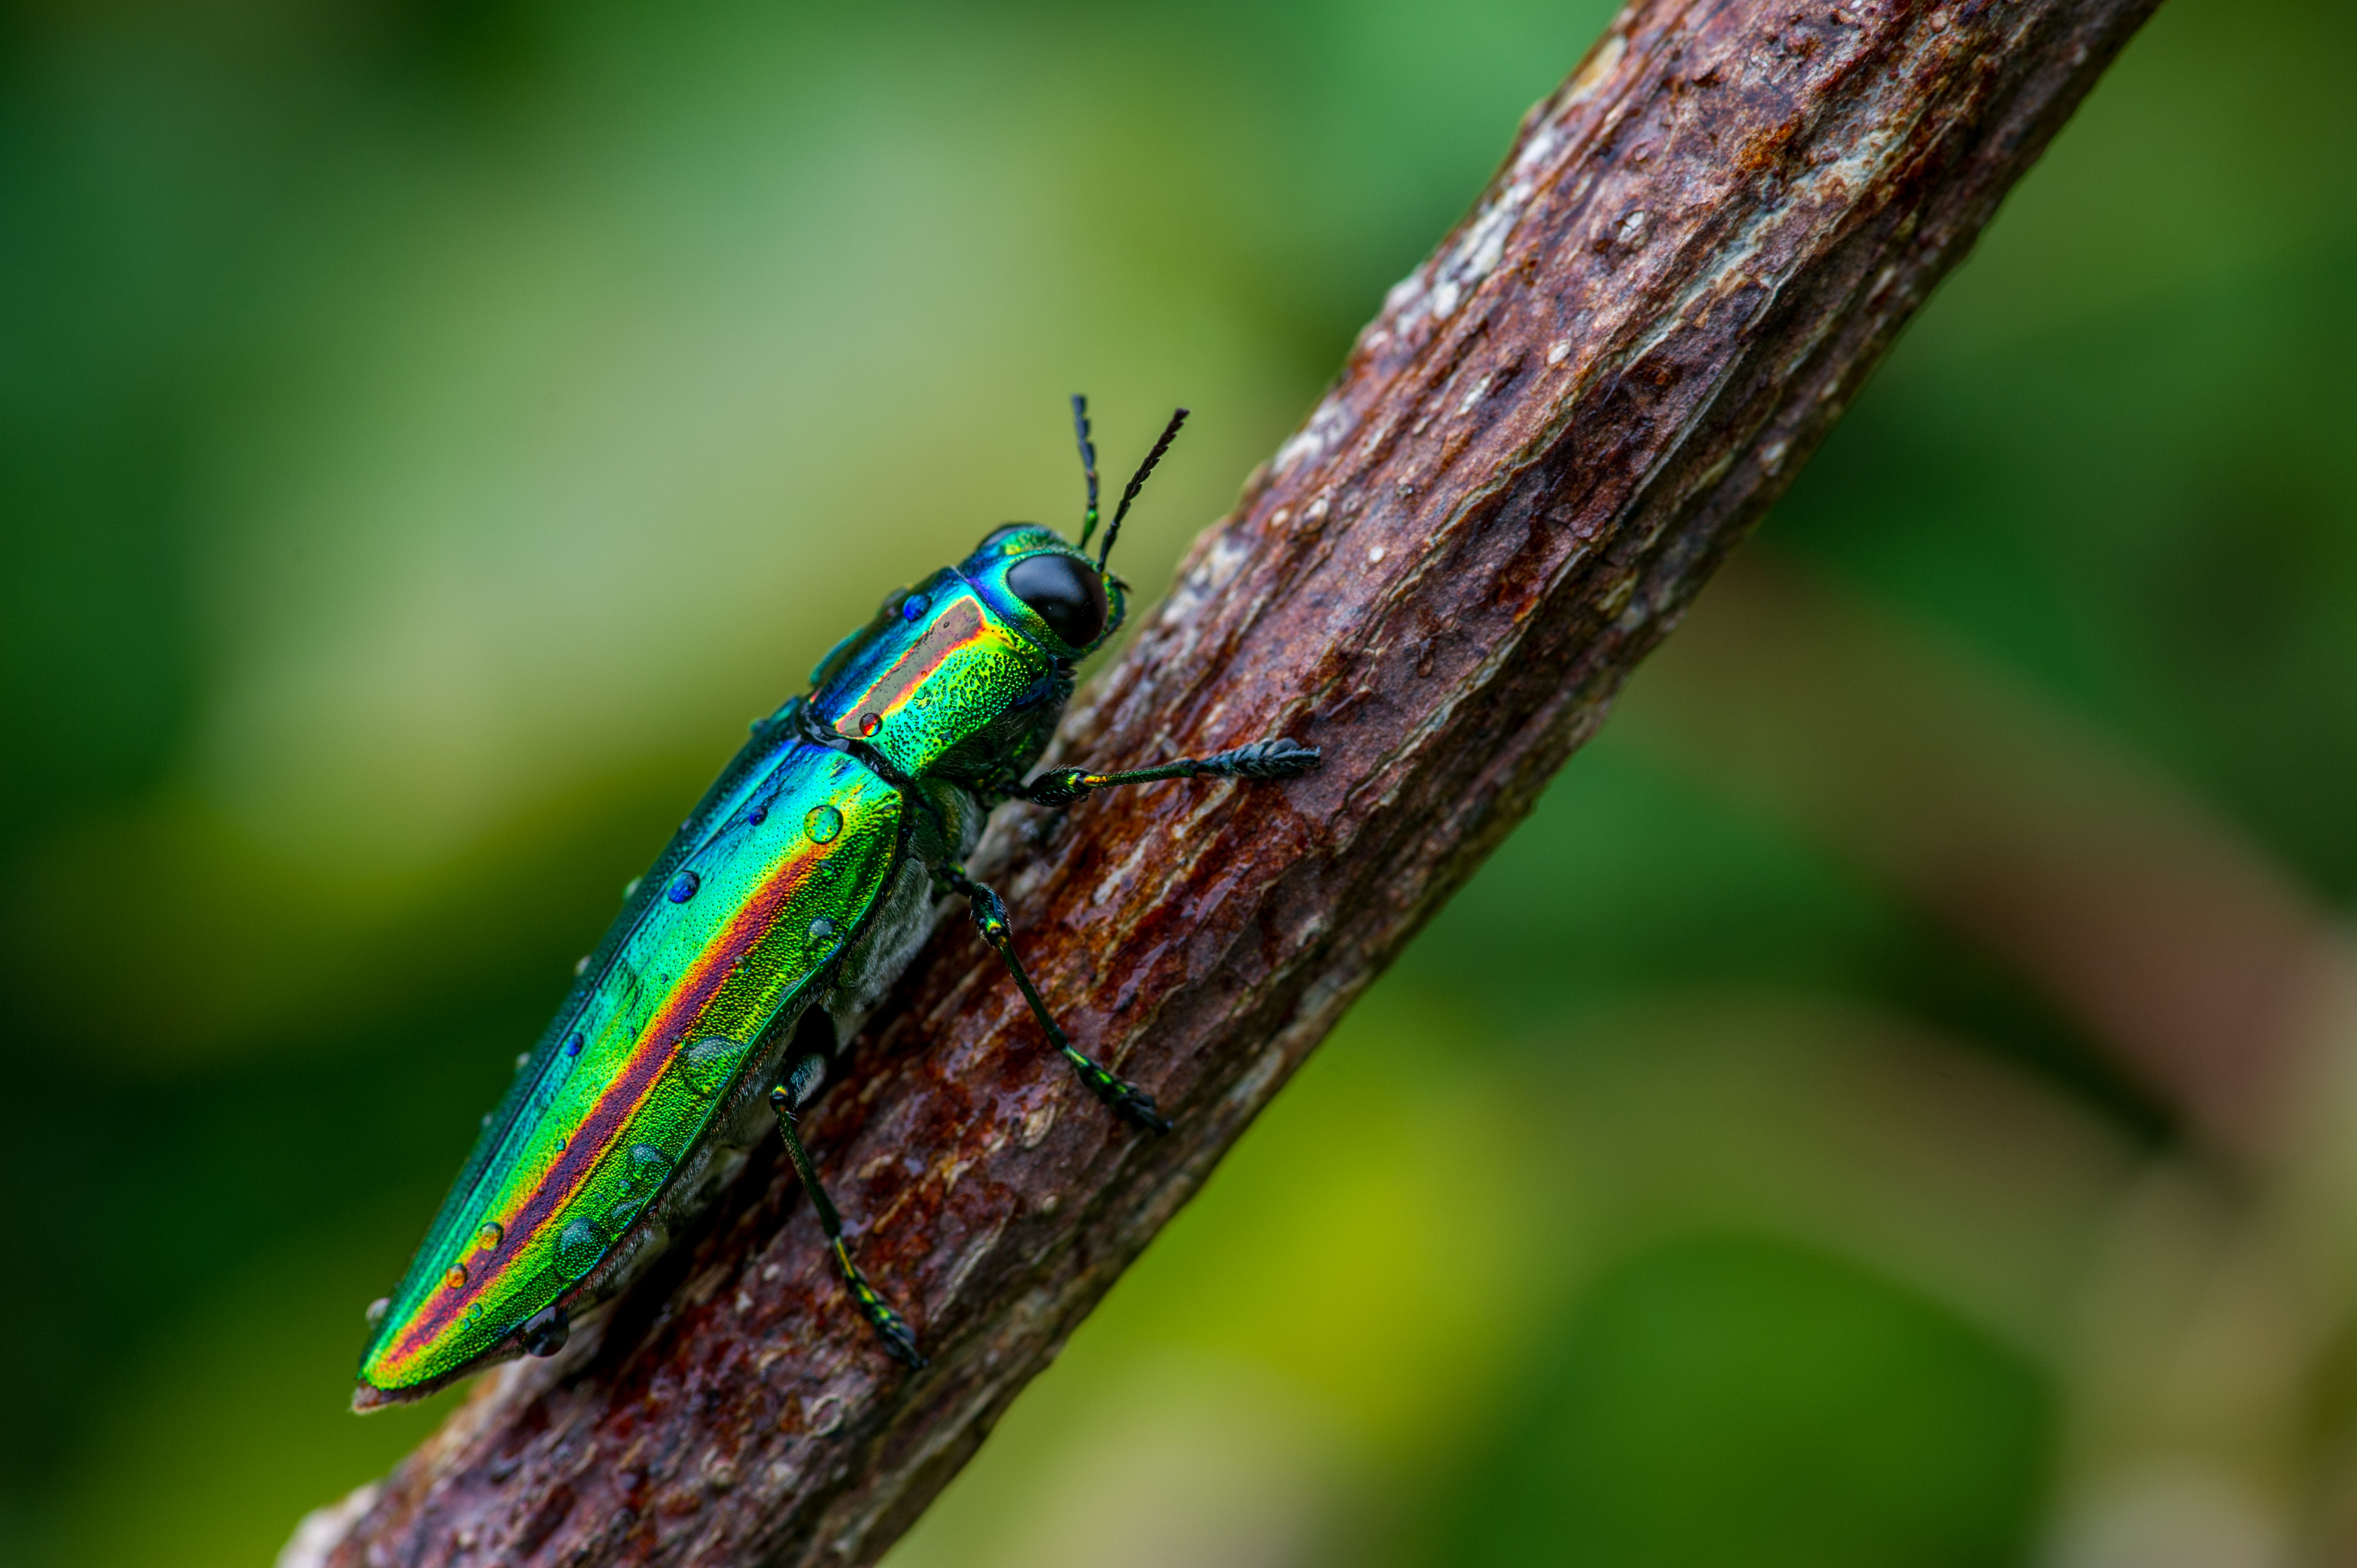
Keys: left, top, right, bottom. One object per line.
{"left": 350, "top": 1381, "right": 400, "bottom": 1415}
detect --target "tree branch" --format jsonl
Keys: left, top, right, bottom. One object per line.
{"left": 293, "top": 2, "right": 2160, "bottom": 1562}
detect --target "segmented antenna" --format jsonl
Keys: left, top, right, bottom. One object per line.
{"left": 1071, "top": 394, "right": 1101, "bottom": 551}
{"left": 1098, "top": 406, "right": 1189, "bottom": 571}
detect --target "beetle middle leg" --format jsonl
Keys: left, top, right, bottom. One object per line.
{"left": 938, "top": 866, "right": 1172, "bottom": 1133}
{"left": 1017, "top": 736, "right": 1319, "bottom": 807}
{"left": 767, "top": 1065, "right": 927, "bottom": 1369}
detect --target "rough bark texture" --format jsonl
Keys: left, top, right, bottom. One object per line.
{"left": 292, "top": 1, "right": 2162, "bottom": 1563}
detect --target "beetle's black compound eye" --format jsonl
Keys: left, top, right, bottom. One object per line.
{"left": 1007, "top": 552, "right": 1108, "bottom": 648}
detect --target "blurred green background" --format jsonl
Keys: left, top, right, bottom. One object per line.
{"left": 4, "top": 0, "right": 2354, "bottom": 1564}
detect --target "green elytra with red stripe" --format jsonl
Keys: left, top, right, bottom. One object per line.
{"left": 356, "top": 402, "right": 1319, "bottom": 1404}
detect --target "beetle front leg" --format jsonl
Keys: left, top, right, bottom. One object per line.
{"left": 1018, "top": 736, "right": 1320, "bottom": 807}
{"left": 938, "top": 866, "right": 1172, "bottom": 1133}
{"left": 767, "top": 1069, "right": 927, "bottom": 1369}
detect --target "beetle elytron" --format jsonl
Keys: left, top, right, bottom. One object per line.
{"left": 354, "top": 400, "right": 1318, "bottom": 1404}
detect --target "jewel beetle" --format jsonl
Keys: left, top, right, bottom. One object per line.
{"left": 354, "top": 399, "right": 1320, "bottom": 1405}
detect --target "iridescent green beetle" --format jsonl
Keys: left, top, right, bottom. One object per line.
{"left": 354, "top": 401, "right": 1318, "bottom": 1406}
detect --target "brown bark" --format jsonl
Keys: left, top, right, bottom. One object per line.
{"left": 293, "top": 1, "right": 2162, "bottom": 1563}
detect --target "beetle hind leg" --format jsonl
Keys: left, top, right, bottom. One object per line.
{"left": 767, "top": 1076, "right": 927, "bottom": 1369}
{"left": 941, "top": 867, "right": 1172, "bottom": 1133}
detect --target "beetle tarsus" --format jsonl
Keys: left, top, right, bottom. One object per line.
{"left": 1071, "top": 1057, "right": 1174, "bottom": 1134}
{"left": 1203, "top": 737, "right": 1321, "bottom": 780}
{"left": 834, "top": 1240, "right": 928, "bottom": 1369}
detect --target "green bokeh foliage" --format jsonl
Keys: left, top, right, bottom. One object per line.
{"left": 1446, "top": 1235, "right": 2051, "bottom": 1568}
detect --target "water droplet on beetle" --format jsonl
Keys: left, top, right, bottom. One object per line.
{"left": 857, "top": 712, "right": 883, "bottom": 737}
{"left": 445, "top": 1264, "right": 468, "bottom": 1290}
{"left": 514, "top": 1050, "right": 531, "bottom": 1073}
{"left": 804, "top": 805, "right": 843, "bottom": 844}
{"left": 666, "top": 871, "right": 699, "bottom": 904}
{"left": 564, "top": 1033, "right": 584, "bottom": 1057}
{"left": 365, "top": 1297, "right": 390, "bottom": 1329}
{"left": 556, "top": 1218, "right": 604, "bottom": 1280}
{"left": 467, "top": 1302, "right": 485, "bottom": 1324}
{"left": 480, "top": 1113, "right": 493, "bottom": 1129}
{"left": 807, "top": 917, "right": 841, "bottom": 959}
{"left": 574, "top": 954, "right": 591, "bottom": 976}
{"left": 522, "top": 1303, "right": 570, "bottom": 1357}
{"left": 475, "top": 1221, "right": 504, "bottom": 1251}
{"left": 623, "top": 875, "right": 642, "bottom": 900}
{"left": 900, "top": 593, "right": 930, "bottom": 622}
{"left": 679, "top": 1037, "right": 739, "bottom": 1097}
{"left": 627, "top": 1142, "right": 673, "bottom": 1188}
{"left": 746, "top": 804, "right": 768, "bottom": 825}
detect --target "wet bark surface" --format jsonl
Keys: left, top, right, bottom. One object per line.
{"left": 292, "top": 1, "right": 2162, "bottom": 1562}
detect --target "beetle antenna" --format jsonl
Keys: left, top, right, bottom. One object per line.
{"left": 1071, "top": 394, "right": 1101, "bottom": 551}
{"left": 1098, "top": 406, "right": 1188, "bottom": 572}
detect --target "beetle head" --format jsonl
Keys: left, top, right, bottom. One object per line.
{"left": 955, "top": 526, "right": 1125, "bottom": 661}
{"left": 953, "top": 399, "right": 1185, "bottom": 662}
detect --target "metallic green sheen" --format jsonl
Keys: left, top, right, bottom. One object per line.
{"left": 359, "top": 522, "right": 1131, "bottom": 1405}
{"left": 357, "top": 737, "right": 902, "bottom": 1397}
{"left": 813, "top": 570, "right": 1050, "bottom": 777}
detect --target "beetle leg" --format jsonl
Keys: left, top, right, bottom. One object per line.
{"left": 767, "top": 1077, "right": 926, "bottom": 1369}
{"left": 1018, "top": 736, "right": 1320, "bottom": 807}
{"left": 938, "top": 867, "right": 1173, "bottom": 1133}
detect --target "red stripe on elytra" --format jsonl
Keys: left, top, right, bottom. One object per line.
{"left": 386, "top": 837, "right": 829, "bottom": 1361}
{"left": 835, "top": 596, "right": 988, "bottom": 734}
